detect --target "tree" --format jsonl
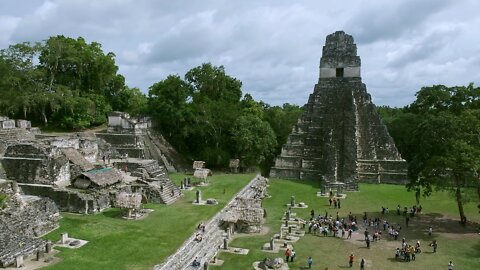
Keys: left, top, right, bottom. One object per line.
{"left": 185, "top": 63, "right": 242, "bottom": 104}
{"left": 406, "top": 84, "right": 480, "bottom": 224}
{"left": 111, "top": 87, "right": 148, "bottom": 116}
{"left": 0, "top": 36, "right": 128, "bottom": 129}
{"left": 231, "top": 115, "right": 277, "bottom": 174}
{"left": 148, "top": 75, "right": 193, "bottom": 151}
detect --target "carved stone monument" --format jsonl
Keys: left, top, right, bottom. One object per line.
{"left": 270, "top": 31, "right": 407, "bottom": 190}
{"left": 196, "top": 190, "right": 202, "bottom": 203}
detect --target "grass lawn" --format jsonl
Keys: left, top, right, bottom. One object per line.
{"left": 215, "top": 179, "right": 480, "bottom": 270}
{"left": 42, "top": 173, "right": 256, "bottom": 270}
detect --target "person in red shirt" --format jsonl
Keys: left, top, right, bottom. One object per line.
{"left": 285, "top": 248, "right": 291, "bottom": 262}
{"left": 348, "top": 253, "right": 354, "bottom": 267}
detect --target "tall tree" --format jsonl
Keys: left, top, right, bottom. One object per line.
{"left": 406, "top": 84, "right": 480, "bottom": 223}
{"left": 231, "top": 115, "right": 277, "bottom": 173}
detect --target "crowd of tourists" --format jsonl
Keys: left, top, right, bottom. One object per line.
{"left": 299, "top": 199, "right": 453, "bottom": 269}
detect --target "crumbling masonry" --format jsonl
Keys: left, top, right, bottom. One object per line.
{"left": 270, "top": 31, "right": 407, "bottom": 190}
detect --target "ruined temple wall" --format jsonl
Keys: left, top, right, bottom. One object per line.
{"left": 1, "top": 155, "right": 70, "bottom": 185}
{"left": 18, "top": 184, "right": 111, "bottom": 214}
{"left": 95, "top": 133, "right": 138, "bottom": 147}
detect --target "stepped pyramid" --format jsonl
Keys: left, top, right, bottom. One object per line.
{"left": 270, "top": 31, "right": 407, "bottom": 190}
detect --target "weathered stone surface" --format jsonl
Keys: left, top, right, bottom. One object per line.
{"left": 270, "top": 31, "right": 407, "bottom": 190}
{"left": 98, "top": 111, "right": 190, "bottom": 173}
{"left": 18, "top": 183, "right": 110, "bottom": 214}
{"left": 0, "top": 181, "right": 56, "bottom": 268}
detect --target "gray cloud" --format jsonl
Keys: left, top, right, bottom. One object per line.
{"left": 1, "top": 0, "right": 479, "bottom": 107}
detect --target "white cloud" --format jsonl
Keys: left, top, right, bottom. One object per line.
{"left": 1, "top": 0, "right": 480, "bottom": 107}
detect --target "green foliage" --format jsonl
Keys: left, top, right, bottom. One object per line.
{"left": 0, "top": 36, "right": 130, "bottom": 130}
{"left": 0, "top": 194, "right": 7, "bottom": 209}
{"left": 231, "top": 115, "right": 277, "bottom": 168}
{"left": 381, "top": 84, "right": 480, "bottom": 222}
{"left": 147, "top": 63, "right": 290, "bottom": 170}
{"left": 111, "top": 87, "right": 148, "bottom": 116}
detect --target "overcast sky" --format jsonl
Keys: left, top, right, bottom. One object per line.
{"left": 1, "top": 0, "right": 479, "bottom": 107}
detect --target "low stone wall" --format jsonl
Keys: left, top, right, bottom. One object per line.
{"left": 19, "top": 184, "right": 111, "bottom": 214}
{"left": 96, "top": 133, "right": 138, "bottom": 147}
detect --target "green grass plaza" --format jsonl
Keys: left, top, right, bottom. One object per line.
{"left": 42, "top": 173, "right": 479, "bottom": 270}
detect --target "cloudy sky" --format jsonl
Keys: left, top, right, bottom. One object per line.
{"left": 1, "top": 0, "right": 479, "bottom": 107}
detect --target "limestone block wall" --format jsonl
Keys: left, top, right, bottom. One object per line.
{"left": 1, "top": 153, "right": 70, "bottom": 186}
{"left": 19, "top": 184, "right": 111, "bottom": 214}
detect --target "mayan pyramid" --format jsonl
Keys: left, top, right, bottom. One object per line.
{"left": 270, "top": 31, "right": 407, "bottom": 190}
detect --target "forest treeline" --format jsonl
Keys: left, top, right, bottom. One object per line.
{"left": 0, "top": 36, "right": 302, "bottom": 173}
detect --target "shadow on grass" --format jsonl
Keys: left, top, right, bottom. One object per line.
{"left": 468, "top": 241, "right": 480, "bottom": 257}
{"left": 346, "top": 210, "right": 479, "bottom": 242}
{"left": 101, "top": 208, "right": 122, "bottom": 219}
{"left": 271, "top": 178, "right": 322, "bottom": 190}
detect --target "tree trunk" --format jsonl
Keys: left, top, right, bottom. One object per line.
{"left": 455, "top": 186, "right": 467, "bottom": 225}
{"left": 41, "top": 108, "right": 48, "bottom": 126}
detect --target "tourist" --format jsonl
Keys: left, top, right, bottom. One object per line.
{"left": 348, "top": 253, "right": 354, "bottom": 267}
{"left": 366, "top": 237, "right": 370, "bottom": 248}
{"left": 337, "top": 198, "right": 341, "bottom": 208}
{"left": 192, "top": 257, "right": 200, "bottom": 267}
{"left": 307, "top": 256, "right": 313, "bottom": 268}
{"left": 364, "top": 229, "right": 369, "bottom": 241}
{"left": 285, "top": 248, "right": 291, "bottom": 262}
{"left": 428, "top": 226, "right": 433, "bottom": 236}
{"left": 410, "top": 245, "right": 416, "bottom": 261}
{"left": 360, "top": 258, "right": 365, "bottom": 270}
{"left": 290, "top": 249, "right": 296, "bottom": 262}
{"left": 430, "top": 240, "right": 438, "bottom": 253}
{"left": 448, "top": 260, "right": 454, "bottom": 270}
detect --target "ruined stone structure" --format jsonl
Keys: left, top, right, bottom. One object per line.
{"left": 270, "top": 31, "right": 407, "bottom": 190}
{"left": 97, "top": 111, "right": 190, "bottom": 173}
{"left": 155, "top": 175, "right": 268, "bottom": 270}
{"left": 0, "top": 116, "right": 38, "bottom": 179}
{"left": 115, "top": 158, "right": 182, "bottom": 205}
{"left": 0, "top": 118, "right": 182, "bottom": 213}
{"left": 0, "top": 117, "right": 38, "bottom": 142}
{"left": 0, "top": 180, "right": 57, "bottom": 267}
{"left": 221, "top": 177, "right": 268, "bottom": 233}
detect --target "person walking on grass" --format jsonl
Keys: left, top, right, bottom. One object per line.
{"left": 360, "top": 258, "right": 365, "bottom": 270}
{"left": 448, "top": 260, "right": 454, "bottom": 270}
{"left": 285, "top": 248, "right": 291, "bottom": 262}
{"left": 349, "top": 253, "right": 354, "bottom": 267}
{"left": 307, "top": 256, "right": 313, "bottom": 269}
{"left": 430, "top": 240, "right": 438, "bottom": 253}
